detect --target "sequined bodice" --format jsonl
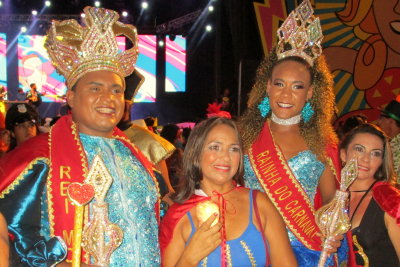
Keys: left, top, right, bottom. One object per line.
{"left": 244, "top": 150, "right": 324, "bottom": 242}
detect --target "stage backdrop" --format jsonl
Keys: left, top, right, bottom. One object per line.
{"left": 254, "top": 0, "right": 400, "bottom": 124}
{"left": 0, "top": 33, "right": 6, "bottom": 94}
{"left": 17, "top": 35, "right": 158, "bottom": 103}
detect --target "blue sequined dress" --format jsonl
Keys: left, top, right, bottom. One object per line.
{"left": 244, "top": 150, "right": 348, "bottom": 266}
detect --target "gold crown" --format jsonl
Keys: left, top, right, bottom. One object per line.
{"left": 276, "top": 0, "right": 323, "bottom": 66}
{"left": 45, "top": 6, "right": 138, "bottom": 88}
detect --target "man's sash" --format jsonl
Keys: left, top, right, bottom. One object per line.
{"left": 48, "top": 115, "right": 159, "bottom": 263}
{"left": 248, "top": 122, "right": 321, "bottom": 251}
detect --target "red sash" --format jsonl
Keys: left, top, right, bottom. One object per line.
{"left": 48, "top": 115, "right": 159, "bottom": 263}
{"left": 248, "top": 122, "right": 322, "bottom": 251}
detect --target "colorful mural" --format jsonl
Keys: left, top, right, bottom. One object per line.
{"left": 254, "top": 0, "right": 400, "bottom": 123}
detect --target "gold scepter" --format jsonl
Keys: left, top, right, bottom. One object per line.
{"left": 81, "top": 155, "right": 124, "bottom": 266}
{"left": 315, "top": 158, "right": 358, "bottom": 267}
{"left": 67, "top": 183, "right": 95, "bottom": 267}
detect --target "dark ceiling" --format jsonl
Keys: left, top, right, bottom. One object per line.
{"left": 1, "top": 0, "right": 264, "bottom": 123}
{"left": 3, "top": 0, "right": 209, "bottom": 27}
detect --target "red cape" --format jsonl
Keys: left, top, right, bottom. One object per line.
{"left": 159, "top": 194, "right": 210, "bottom": 259}
{"left": 373, "top": 181, "right": 400, "bottom": 225}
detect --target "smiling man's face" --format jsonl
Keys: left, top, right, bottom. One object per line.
{"left": 67, "top": 70, "right": 125, "bottom": 138}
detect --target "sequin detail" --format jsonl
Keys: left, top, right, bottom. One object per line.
{"left": 80, "top": 133, "right": 160, "bottom": 266}
{"left": 276, "top": 0, "right": 323, "bottom": 66}
{"left": 240, "top": 241, "right": 256, "bottom": 267}
{"left": 45, "top": 6, "right": 138, "bottom": 88}
{"left": 244, "top": 150, "right": 350, "bottom": 266}
{"left": 244, "top": 150, "right": 324, "bottom": 242}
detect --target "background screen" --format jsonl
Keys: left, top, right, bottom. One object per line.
{"left": 17, "top": 34, "right": 157, "bottom": 103}
{"left": 165, "top": 35, "right": 186, "bottom": 92}
{"left": 0, "top": 33, "right": 7, "bottom": 97}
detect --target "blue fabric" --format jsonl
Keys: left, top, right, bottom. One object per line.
{"left": 245, "top": 151, "right": 324, "bottom": 241}
{"left": 291, "top": 239, "right": 349, "bottom": 266}
{"left": 244, "top": 151, "right": 349, "bottom": 266}
{"left": 80, "top": 133, "right": 160, "bottom": 266}
{"left": 0, "top": 159, "right": 67, "bottom": 266}
{"left": 187, "top": 190, "right": 268, "bottom": 267}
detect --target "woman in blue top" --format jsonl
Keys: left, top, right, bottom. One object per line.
{"left": 160, "top": 116, "right": 296, "bottom": 267}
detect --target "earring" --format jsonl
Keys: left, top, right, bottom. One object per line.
{"left": 258, "top": 96, "right": 271, "bottom": 118}
{"left": 301, "top": 101, "right": 314, "bottom": 123}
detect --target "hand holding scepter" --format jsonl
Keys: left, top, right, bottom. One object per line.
{"left": 315, "top": 158, "right": 358, "bottom": 267}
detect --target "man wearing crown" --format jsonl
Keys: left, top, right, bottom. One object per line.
{"left": 0, "top": 6, "right": 160, "bottom": 266}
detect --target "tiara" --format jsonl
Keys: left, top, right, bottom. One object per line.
{"left": 45, "top": 6, "right": 138, "bottom": 88}
{"left": 276, "top": 0, "right": 323, "bottom": 66}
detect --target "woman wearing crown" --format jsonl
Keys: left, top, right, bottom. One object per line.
{"left": 239, "top": 1, "right": 349, "bottom": 266}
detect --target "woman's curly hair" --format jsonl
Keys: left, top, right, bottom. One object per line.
{"left": 238, "top": 50, "right": 338, "bottom": 162}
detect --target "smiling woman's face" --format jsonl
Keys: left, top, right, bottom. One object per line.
{"left": 267, "top": 60, "right": 313, "bottom": 120}
{"left": 340, "top": 132, "right": 384, "bottom": 181}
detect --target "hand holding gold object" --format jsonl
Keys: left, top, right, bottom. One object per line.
{"left": 196, "top": 200, "right": 219, "bottom": 227}
{"left": 315, "top": 158, "right": 358, "bottom": 267}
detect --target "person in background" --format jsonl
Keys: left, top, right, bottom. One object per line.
{"left": 0, "top": 111, "right": 9, "bottom": 157}
{"left": 117, "top": 82, "right": 176, "bottom": 211}
{"left": 144, "top": 116, "right": 159, "bottom": 134}
{"left": 340, "top": 123, "right": 400, "bottom": 266}
{"left": 336, "top": 114, "right": 368, "bottom": 140}
{"left": 0, "top": 86, "right": 6, "bottom": 101}
{"left": 218, "top": 88, "right": 236, "bottom": 117}
{"left": 26, "top": 83, "right": 42, "bottom": 108}
{"left": 0, "top": 129, "right": 9, "bottom": 157}
{"left": 161, "top": 123, "right": 185, "bottom": 190}
{"left": 238, "top": 1, "right": 348, "bottom": 265}
{"left": 0, "top": 6, "right": 160, "bottom": 266}
{"left": 0, "top": 86, "right": 6, "bottom": 117}
{"left": 181, "top": 127, "right": 192, "bottom": 149}
{"left": 0, "top": 212, "right": 9, "bottom": 267}
{"left": 376, "top": 95, "right": 400, "bottom": 183}
{"left": 15, "top": 88, "right": 27, "bottom": 102}
{"left": 160, "top": 116, "right": 297, "bottom": 267}
{"left": 5, "top": 103, "right": 39, "bottom": 152}
{"left": 161, "top": 123, "right": 184, "bottom": 150}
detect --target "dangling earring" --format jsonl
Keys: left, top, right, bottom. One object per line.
{"left": 258, "top": 96, "right": 271, "bottom": 118}
{"left": 301, "top": 101, "right": 314, "bottom": 123}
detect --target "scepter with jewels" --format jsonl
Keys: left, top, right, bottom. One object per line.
{"left": 315, "top": 158, "right": 358, "bottom": 267}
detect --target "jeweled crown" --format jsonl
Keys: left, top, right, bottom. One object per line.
{"left": 45, "top": 6, "right": 138, "bottom": 88}
{"left": 276, "top": 0, "right": 323, "bottom": 66}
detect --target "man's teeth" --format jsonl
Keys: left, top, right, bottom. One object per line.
{"left": 96, "top": 107, "right": 114, "bottom": 113}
